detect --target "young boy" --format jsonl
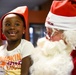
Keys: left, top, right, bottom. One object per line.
{"left": 30, "top": 0, "right": 76, "bottom": 75}
{"left": 0, "top": 6, "right": 34, "bottom": 75}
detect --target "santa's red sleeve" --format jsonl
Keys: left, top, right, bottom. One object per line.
{"left": 71, "top": 50, "right": 76, "bottom": 75}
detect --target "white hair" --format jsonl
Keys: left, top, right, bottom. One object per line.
{"left": 63, "top": 30, "right": 76, "bottom": 49}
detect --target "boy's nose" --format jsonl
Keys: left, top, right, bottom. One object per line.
{"left": 10, "top": 25, "right": 15, "bottom": 29}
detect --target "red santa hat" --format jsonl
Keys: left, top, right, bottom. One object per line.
{"left": 0, "top": 6, "right": 28, "bottom": 40}
{"left": 45, "top": 0, "right": 76, "bottom": 30}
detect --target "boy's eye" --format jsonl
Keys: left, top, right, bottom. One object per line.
{"left": 5, "top": 23, "right": 10, "bottom": 26}
{"left": 15, "top": 23, "right": 20, "bottom": 26}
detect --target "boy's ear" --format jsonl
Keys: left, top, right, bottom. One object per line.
{"left": 23, "top": 28, "right": 26, "bottom": 34}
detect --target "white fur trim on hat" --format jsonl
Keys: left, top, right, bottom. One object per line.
{"left": 45, "top": 12, "right": 76, "bottom": 30}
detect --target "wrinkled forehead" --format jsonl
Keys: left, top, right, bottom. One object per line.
{"left": 46, "top": 26, "right": 64, "bottom": 32}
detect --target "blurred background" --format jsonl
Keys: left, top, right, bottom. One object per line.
{"left": 0, "top": 0, "right": 53, "bottom": 46}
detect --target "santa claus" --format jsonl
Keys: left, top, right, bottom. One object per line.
{"left": 30, "top": 0, "right": 76, "bottom": 75}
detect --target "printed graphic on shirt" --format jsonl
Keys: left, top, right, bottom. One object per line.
{"left": 0, "top": 53, "right": 22, "bottom": 75}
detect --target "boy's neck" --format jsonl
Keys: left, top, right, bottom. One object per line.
{"left": 7, "top": 39, "right": 21, "bottom": 51}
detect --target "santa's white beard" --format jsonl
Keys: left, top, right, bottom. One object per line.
{"left": 30, "top": 38, "right": 73, "bottom": 75}
{"left": 63, "top": 30, "right": 76, "bottom": 49}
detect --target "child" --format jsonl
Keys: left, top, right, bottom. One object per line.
{"left": 30, "top": 0, "right": 76, "bottom": 75}
{"left": 0, "top": 6, "right": 34, "bottom": 75}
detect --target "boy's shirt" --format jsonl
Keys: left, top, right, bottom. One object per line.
{"left": 0, "top": 39, "right": 34, "bottom": 75}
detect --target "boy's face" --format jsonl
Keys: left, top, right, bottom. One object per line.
{"left": 2, "top": 14, "right": 25, "bottom": 41}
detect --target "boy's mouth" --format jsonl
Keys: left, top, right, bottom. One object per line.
{"left": 8, "top": 31, "right": 17, "bottom": 36}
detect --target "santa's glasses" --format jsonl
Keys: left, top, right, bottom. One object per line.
{"left": 44, "top": 28, "right": 63, "bottom": 40}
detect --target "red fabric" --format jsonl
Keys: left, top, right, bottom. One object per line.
{"left": 71, "top": 50, "right": 76, "bottom": 75}
{"left": 1, "top": 34, "right": 6, "bottom": 40}
{"left": 51, "top": 0, "right": 76, "bottom": 16}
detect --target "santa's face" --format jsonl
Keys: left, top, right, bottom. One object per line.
{"left": 63, "top": 30, "right": 76, "bottom": 49}
{"left": 45, "top": 27, "right": 63, "bottom": 41}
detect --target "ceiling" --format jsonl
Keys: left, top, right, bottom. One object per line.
{"left": 0, "top": 0, "right": 48, "bottom": 18}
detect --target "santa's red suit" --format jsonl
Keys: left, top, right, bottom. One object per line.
{"left": 71, "top": 50, "right": 76, "bottom": 75}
